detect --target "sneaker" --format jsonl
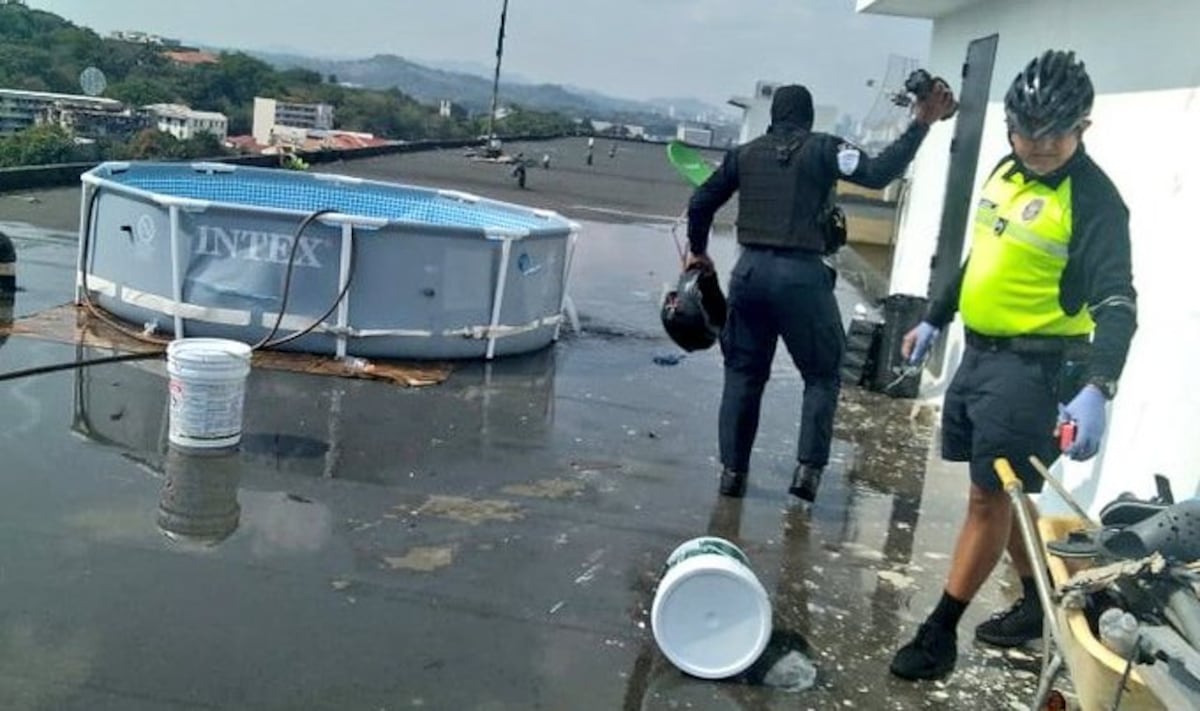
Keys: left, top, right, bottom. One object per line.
{"left": 975, "top": 597, "right": 1043, "bottom": 648}
{"left": 789, "top": 464, "right": 822, "bottom": 502}
{"left": 719, "top": 468, "right": 747, "bottom": 498}
{"left": 890, "top": 622, "right": 957, "bottom": 680}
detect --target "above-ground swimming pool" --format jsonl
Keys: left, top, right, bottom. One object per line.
{"left": 78, "top": 161, "right": 579, "bottom": 359}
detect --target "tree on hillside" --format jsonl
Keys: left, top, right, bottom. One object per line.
{"left": 0, "top": 3, "right": 576, "bottom": 167}
{"left": 108, "top": 77, "right": 176, "bottom": 107}
{"left": 0, "top": 4, "right": 73, "bottom": 42}
{"left": 0, "top": 124, "right": 79, "bottom": 167}
{"left": 279, "top": 67, "right": 323, "bottom": 86}
{"left": 122, "top": 129, "right": 179, "bottom": 160}
{"left": 120, "top": 129, "right": 230, "bottom": 161}
{"left": 495, "top": 106, "right": 576, "bottom": 137}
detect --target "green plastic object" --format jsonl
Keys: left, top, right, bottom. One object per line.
{"left": 666, "top": 140, "right": 715, "bottom": 187}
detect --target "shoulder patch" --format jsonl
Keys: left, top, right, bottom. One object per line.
{"left": 837, "top": 143, "right": 861, "bottom": 176}
{"left": 1022, "top": 198, "right": 1045, "bottom": 222}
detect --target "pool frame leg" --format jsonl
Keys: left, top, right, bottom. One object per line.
{"left": 169, "top": 205, "right": 184, "bottom": 338}
{"left": 486, "top": 238, "right": 513, "bottom": 360}
{"left": 554, "top": 225, "right": 580, "bottom": 341}
{"left": 335, "top": 223, "right": 353, "bottom": 360}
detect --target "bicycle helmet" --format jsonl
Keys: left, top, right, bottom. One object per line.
{"left": 1004, "top": 50, "right": 1094, "bottom": 139}
{"left": 661, "top": 266, "right": 726, "bottom": 352}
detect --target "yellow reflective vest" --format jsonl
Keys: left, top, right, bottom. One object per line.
{"left": 959, "top": 161, "right": 1094, "bottom": 337}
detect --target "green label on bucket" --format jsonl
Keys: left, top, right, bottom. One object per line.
{"left": 665, "top": 536, "right": 750, "bottom": 570}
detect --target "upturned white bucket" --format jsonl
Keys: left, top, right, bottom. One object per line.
{"left": 651, "top": 536, "right": 772, "bottom": 679}
{"left": 166, "top": 338, "right": 252, "bottom": 449}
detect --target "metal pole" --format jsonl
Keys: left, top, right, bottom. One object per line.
{"left": 486, "top": 0, "right": 509, "bottom": 147}
{"left": 169, "top": 205, "right": 184, "bottom": 338}
{"left": 335, "top": 223, "right": 353, "bottom": 360}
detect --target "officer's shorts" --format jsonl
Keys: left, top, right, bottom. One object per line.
{"left": 941, "top": 347, "right": 1061, "bottom": 493}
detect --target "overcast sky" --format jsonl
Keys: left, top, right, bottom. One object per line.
{"left": 27, "top": 0, "right": 930, "bottom": 116}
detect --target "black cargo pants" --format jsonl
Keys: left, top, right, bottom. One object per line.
{"left": 719, "top": 246, "right": 844, "bottom": 474}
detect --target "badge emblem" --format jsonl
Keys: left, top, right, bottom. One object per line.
{"left": 1022, "top": 198, "right": 1045, "bottom": 222}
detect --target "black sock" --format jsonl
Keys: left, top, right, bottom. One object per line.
{"left": 928, "top": 591, "right": 968, "bottom": 630}
{"left": 1021, "top": 577, "right": 1041, "bottom": 609}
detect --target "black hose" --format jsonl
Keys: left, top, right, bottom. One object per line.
{"left": 253, "top": 208, "right": 341, "bottom": 350}
{"left": 2, "top": 195, "right": 354, "bottom": 382}
{"left": 0, "top": 351, "right": 161, "bottom": 383}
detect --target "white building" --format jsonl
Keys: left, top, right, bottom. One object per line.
{"left": 108, "top": 30, "right": 182, "bottom": 47}
{"left": 252, "top": 97, "right": 334, "bottom": 145}
{"left": 728, "top": 80, "right": 838, "bottom": 145}
{"left": 675, "top": 125, "right": 714, "bottom": 148}
{"left": 0, "top": 88, "right": 123, "bottom": 135}
{"left": 857, "top": 0, "right": 1200, "bottom": 506}
{"left": 144, "top": 104, "right": 228, "bottom": 142}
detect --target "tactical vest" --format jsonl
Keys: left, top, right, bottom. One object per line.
{"left": 735, "top": 131, "right": 829, "bottom": 252}
{"left": 959, "top": 161, "right": 1094, "bottom": 337}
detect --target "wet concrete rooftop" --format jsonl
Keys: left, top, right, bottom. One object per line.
{"left": 0, "top": 138, "right": 1039, "bottom": 709}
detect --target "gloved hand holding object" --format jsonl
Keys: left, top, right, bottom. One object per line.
{"left": 1058, "top": 384, "right": 1107, "bottom": 460}
{"left": 901, "top": 321, "right": 940, "bottom": 365}
{"left": 895, "top": 69, "right": 959, "bottom": 124}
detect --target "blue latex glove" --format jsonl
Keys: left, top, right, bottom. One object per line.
{"left": 1058, "top": 384, "right": 1107, "bottom": 461}
{"left": 906, "top": 321, "right": 941, "bottom": 364}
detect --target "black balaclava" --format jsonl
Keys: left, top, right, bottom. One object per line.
{"left": 769, "top": 85, "right": 814, "bottom": 131}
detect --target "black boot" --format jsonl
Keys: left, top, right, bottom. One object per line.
{"left": 975, "top": 596, "right": 1044, "bottom": 647}
{"left": 719, "top": 468, "right": 747, "bottom": 498}
{"left": 890, "top": 622, "right": 957, "bottom": 680}
{"left": 789, "top": 464, "right": 822, "bottom": 502}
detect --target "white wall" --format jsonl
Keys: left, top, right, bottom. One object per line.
{"left": 251, "top": 98, "right": 276, "bottom": 145}
{"left": 888, "top": 0, "right": 1200, "bottom": 507}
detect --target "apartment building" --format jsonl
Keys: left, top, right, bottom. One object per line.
{"left": 252, "top": 97, "right": 334, "bottom": 145}
{"left": 0, "top": 88, "right": 124, "bottom": 136}
{"left": 144, "top": 103, "right": 229, "bottom": 142}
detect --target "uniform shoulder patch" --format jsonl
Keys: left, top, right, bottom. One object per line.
{"left": 1022, "top": 198, "right": 1045, "bottom": 222}
{"left": 836, "top": 142, "right": 861, "bottom": 176}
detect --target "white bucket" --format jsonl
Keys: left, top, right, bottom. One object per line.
{"left": 166, "top": 338, "right": 252, "bottom": 449}
{"left": 651, "top": 536, "right": 772, "bottom": 679}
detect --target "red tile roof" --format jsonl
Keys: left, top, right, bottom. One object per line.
{"left": 163, "top": 50, "right": 220, "bottom": 66}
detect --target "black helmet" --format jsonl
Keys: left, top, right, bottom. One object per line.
{"left": 1004, "top": 50, "right": 1094, "bottom": 139}
{"left": 660, "top": 266, "right": 726, "bottom": 352}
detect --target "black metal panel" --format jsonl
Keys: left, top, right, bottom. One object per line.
{"left": 927, "top": 34, "right": 999, "bottom": 376}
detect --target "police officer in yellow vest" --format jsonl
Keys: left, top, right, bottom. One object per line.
{"left": 890, "top": 50, "right": 1137, "bottom": 680}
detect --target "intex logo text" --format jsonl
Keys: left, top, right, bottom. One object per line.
{"left": 195, "top": 225, "right": 328, "bottom": 268}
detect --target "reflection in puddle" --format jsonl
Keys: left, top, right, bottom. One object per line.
{"left": 157, "top": 447, "right": 241, "bottom": 546}
{"left": 0, "top": 618, "right": 96, "bottom": 710}
{"left": 241, "top": 490, "right": 333, "bottom": 556}
{"left": 71, "top": 345, "right": 559, "bottom": 483}
{"left": 239, "top": 433, "right": 330, "bottom": 459}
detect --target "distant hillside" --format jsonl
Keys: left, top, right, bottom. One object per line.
{"left": 0, "top": 1, "right": 577, "bottom": 160}
{"left": 249, "top": 50, "right": 733, "bottom": 124}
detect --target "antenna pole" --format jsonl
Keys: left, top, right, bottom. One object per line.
{"left": 486, "top": 0, "right": 509, "bottom": 147}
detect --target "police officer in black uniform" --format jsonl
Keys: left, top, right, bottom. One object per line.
{"left": 686, "top": 82, "right": 956, "bottom": 501}
{"left": 890, "top": 50, "right": 1137, "bottom": 680}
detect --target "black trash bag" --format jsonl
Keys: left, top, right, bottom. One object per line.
{"left": 661, "top": 266, "right": 726, "bottom": 352}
